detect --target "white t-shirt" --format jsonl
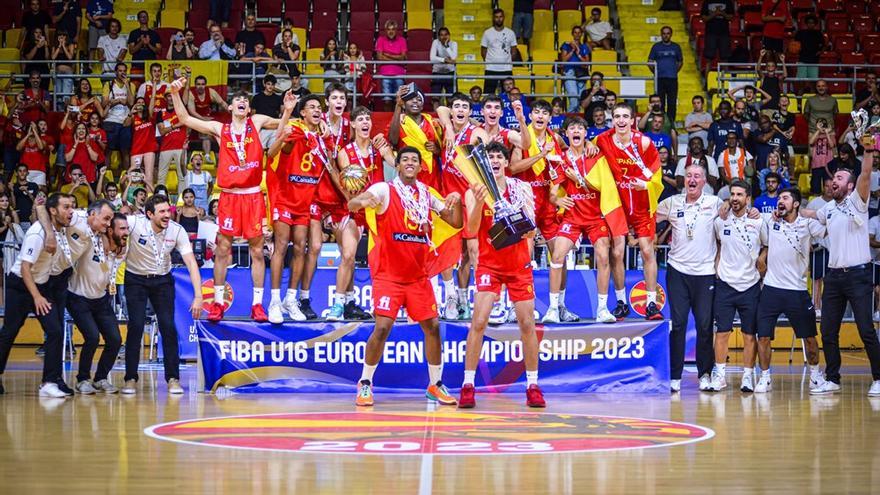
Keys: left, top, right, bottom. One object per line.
{"left": 868, "top": 215, "right": 880, "bottom": 262}
{"left": 185, "top": 170, "right": 213, "bottom": 187}
{"left": 656, "top": 193, "right": 722, "bottom": 276}
{"left": 585, "top": 21, "right": 612, "bottom": 43}
{"left": 366, "top": 181, "right": 445, "bottom": 216}
{"left": 97, "top": 34, "right": 129, "bottom": 73}
{"left": 68, "top": 215, "right": 117, "bottom": 299}
{"left": 870, "top": 171, "right": 880, "bottom": 193}
{"left": 103, "top": 80, "right": 132, "bottom": 124}
{"left": 124, "top": 215, "right": 192, "bottom": 276}
{"left": 480, "top": 27, "right": 517, "bottom": 72}
{"left": 806, "top": 195, "right": 829, "bottom": 248}
{"left": 675, "top": 155, "right": 719, "bottom": 196}
{"left": 716, "top": 148, "right": 753, "bottom": 181}
{"left": 816, "top": 192, "right": 872, "bottom": 268}
{"left": 762, "top": 215, "right": 825, "bottom": 291}
{"left": 65, "top": 210, "right": 91, "bottom": 260}
{"left": 715, "top": 213, "right": 764, "bottom": 291}
{"left": 11, "top": 223, "right": 59, "bottom": 284}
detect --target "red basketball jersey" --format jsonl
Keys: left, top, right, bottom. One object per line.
{"left": 473, "top": 179, "right": 532, "bottom": 273}
{"left": 595, "top": 130, "right": 660, "bottom": 216}
{"left": 555, "top": 152, "right": 603, "bottom": 225}
{"left": 342, "top": 141, "right": 384, "bottom": 187}
{"left": 271, "top": 124, "right": 325, "bottom": 212}
{"left": 441, "top": 123, "right": 477, "bottom": 196}
{"left": 217, "top": 118, "right": 264, "bottom": 189}
{"left": 369, "top": 185, "right": 433, "bottom": 284}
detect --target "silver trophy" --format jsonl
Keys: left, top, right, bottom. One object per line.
{"left": 852, "top": 108, "right": 879, "bottom": 146}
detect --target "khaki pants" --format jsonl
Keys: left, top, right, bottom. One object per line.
{"left": 158, "top": 149, "right": 186, "bottom": 186}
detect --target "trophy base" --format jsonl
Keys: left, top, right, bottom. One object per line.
{"left": 489, "top": 212, "right": 536, "bottom": 250}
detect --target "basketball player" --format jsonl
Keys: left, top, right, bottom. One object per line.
{"left": 479, "top": 95, "right": 530, "bottom": 151}
{"left": 595, "top": 102, "right": 663, "bottom": 321}
{"left": 168, "top": 77, "right": 292, "bottom": 322}
{"left": 0, "top": 193, "right": 74, "bottom": 397}
{"left": 388, "top": 85, "right": 443, "bottom": 191}
{"left": 545, "top": 117, "right": 625, "bottom": 324}
{"left": 459, "top": 142, "right": 545, "bottom": 408}
{"left": 348, "top": 146, "right": 462, "bottom": 407}
{"left": 329, "top": 106, "right": 397, "bottom": 320}
{"left": 187, "top": 75, "right": 227, "bottom": 161}
{"left": 754, "top": 188, "right": 825, "bottom": 393}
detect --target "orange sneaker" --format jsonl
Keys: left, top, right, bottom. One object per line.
{"left": 205, "top": 302, "right": 224, "bottom": 322}
{"left": 526, "top": 384, "right": 546, "bottom": 408}
{"left": 251, "top": 304, "right": 268, "bottom": 322}
{"left": 458, "top": 383, "right": 476, "bottom": 408}
{"left": 426, "top": 382, "right": 457, "bottom": 405}
{"left": 355, "top": 380, "right": 374, "bottom": 406}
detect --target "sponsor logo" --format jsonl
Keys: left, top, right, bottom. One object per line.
{"left": 568, "top": 192, "right": 597, "bottom": 201}
{"left": 138, "top": 237, "right": 147, "bottom": 245}
{"left": 773, "top": 224, "right": 780, "bottom": 231}
{"left": 227, "top": 161, "right": 261, "bottom": 173}
{"left": 71, "top": 233, "right": 79, "bottom": 240}
{"left": 723, "top": 229, "right": 731, "bottom": 236}
{"left": 375, "top": 295, "right": 391, "bottom": 311}
{"left": 200, "top": 279, "right": 234, "bottom": 311}
{"left": 392, "top": 233, "right": 428, "bottom": 244}
{"left": 676, "top": 211, "right": 684, "bottom": 218}
{"left": 288, "top": 175, "right": 320, "bottom": 185}
{"left": 629, "top": 280, "right": 667, "bottom": 317}
{"left": 479, "top": 273, "right": 491, "bottom": 286}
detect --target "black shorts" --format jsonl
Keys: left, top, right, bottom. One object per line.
{"left": 811, "top": 247, "right": 829, "bottom": 281}
{"left": 762, "top": 37, "right": 784, "bottom": 53}
{"left": 756, "top": 285, "right": 817, "bottom": 340}
{"left": 713, "top": 278, "right": 760, "bottom": 334}
{"left": 873, "top": 263, "right": 879, "bottom": 286}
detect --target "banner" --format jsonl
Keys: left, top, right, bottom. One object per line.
{"left": 196, "top": 320, "right": 670, "bottom": 394}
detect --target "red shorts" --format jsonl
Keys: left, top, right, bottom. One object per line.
{"left": 217, "top": 191, "right": 264, "bottom": 239}
{"left": 272, "top": 204, "right": 310, "bottom": 226}
{"left": 372, "top": 278, "right": 438, "bottom": 322}
{"left": 627, "top": 212, "right": 656, "bottom": 238}
{"left": 475, "top": 266, "right": 535, "bottom": 302}
{"left": 534, "top": 199, "right": 560, "bottom": 240}
{"left": 310, "top": 201, "right": 349, "bottom": 225}
{"left": 557, "top": 219, "right": 611, "bottom": 244}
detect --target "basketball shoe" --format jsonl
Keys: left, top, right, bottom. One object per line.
{"left": 205, "top": 302, "right": 224, "bottom": 322}
{"left": 355, "top": 380, "right": 374, "bottom": 406}
{"left": 458, "top": 384, "right": 476, "bottom": 408}
{"left": 251, "top": 305, "right": 268, "bottom": 323}
{"left": 526, "top": 384, "right": 546, "bottom": 407}
{"left": 426, "top": 382, "right": 457, "bottom": 405}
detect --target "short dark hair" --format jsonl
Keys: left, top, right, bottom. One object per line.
{"left": 263, "top": 74, "right": 277, "bottom": 85}
{"left": 150, "top": 62, "right": 161, "bottom": 72}
{"left": 551, "top": 96, "right": 564, "bottom": 107}
{"left": 450, "top": 92, "right": 470, "bottom": 107}
{"left": 485, "top": 141, "right": 510, "bottom": 161}
{"left": 133, "top": 187, "right": 147, "bottom": 197}
{"left": 105, "top": 181, "right": 118, "bottom": 191}
{"left": 144, "top": 194, "right": 169, "bottom": 215}
{"left": 592, "top": 71, "right": 604, "bottom": 79}
{"left": 181, "top": 188, "right": 195, "bottom": 197}
{"left": 612, "top": 101, "right": 634, "bottom": 116}
{"left": 397, "top": 146, "right": 421, "bottom": 164}
{"left": 483, "top": 95, "right": 503, "bottom": 106}
{"left": 46, "top": 192, "right": 64, "bottom": 211}
{"left": 564, "top": 116, "right": 588, "bottom": 130}
{"left": 230, "top": 89, "right": 250, "bottom": 101}
{"left": 111, "top": 212, "right": 127, "bottom": 229}
{"left": 532, "top": 99, "right": 552, "bottom": 114}
{"left": 692, "top": 95, "right": 704, "bottom": 103}
{"left": 779, "top": 186, "right": 801, "bottom": 206}
{"left": 649, "top": 93, "right": 660, "bottom": 100}
{"left": 195, "top": 75, "right": 207, "bottom": 84}
{"left": 438, "top": 26, "right": 450, "bottom": 36}
{"left": 729, "top": 179, "right": 751, "bottom": 196}
{"left": 324, "top": 81, "right": 347, "bottom": 99}
{"left": 764, "top": 172, "right": 782, "bottom": 183}
{"left": 296, "top": 94, "right": 323, "bottom": 117}
{"left": 115, "top": 62, "right": 127, "bottom": 71}
{"left": 350, "top": 105, "right": 371, "bottom": 120}
{"left": 493, "top": 8, "right": 504, "bottom": 16}
{"left": 69, "top": 164, "right": 83, "bottom": 173}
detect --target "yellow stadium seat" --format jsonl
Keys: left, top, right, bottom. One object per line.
{"left": 407, "top": 0, "right": 431, "bottom": 12}
{"left": 797, "top": 173, "right": 810, "bottom": 193}
{"left": 530, "top": 48, "right": 557, "bottom": 63}
{"left": 556, "top": 10, "right": 583, "bottom": 32}
{"left": 498, "top": 0, "right": 513, "bottom": 27}
{"left": 162, "top": 9, "right": 186, "bottom": 28}
{"left": 533, "top": 10, "right": 554, "bottom": 34}
{"left": 534, "top": 78, "right": 558, "bottom": 98}
{"left": 0, "top": 48, "right": 18, "bottom": 74}
{"left": 292, "top": 28, "right": 307, "bottom": 48}
{"left": 837, "top": 96, "right": 853, "bottom": 114}
{"left": 531, "top": 31, "right": 555, "bottom": 51}
{"left": 166, "top": 169, "right": 179, "bottom": 194}
{"left": 591, "top": 49, "right": 616, "bottom": 63}
{"left": 163, "top": 0, "right": 187, "bottom": 9}
{"left": 407, "top": 10, "right": 432, "bottom": 30}
{"left": 305, "top": 48, "right": 323, "bottom": 69}
{"left": 4, "top": 28, "right": 22, "bottom": 48}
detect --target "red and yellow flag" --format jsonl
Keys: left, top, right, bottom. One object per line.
{"left": 584, "top": 155, "right": 628, "bottom": 237}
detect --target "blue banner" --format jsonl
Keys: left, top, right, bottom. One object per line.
{"left": 196, "top": 320, "right": 671, "bottom": 394}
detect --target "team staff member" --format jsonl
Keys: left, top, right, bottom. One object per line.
{"left": 348, "top": 147, "right": 462, "bottom": 407}
{"left": 712, "top": 180, "right": 764, "bottom": 393}
{"left": 656, "top": 164, "right": 722, "bottom": 393}
{"left": 0, "top": 193, "right": 75, "bottom": 397}
{"left": 806, "top": 135, "right": 880, "bottom": 397}
{"left": 121, "top": 195, "right": 202, "bottom": 396}
{"left": 754, "top": 188, "right": 825, "bottom": 394}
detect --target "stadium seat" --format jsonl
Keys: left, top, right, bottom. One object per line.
{"left": 292, "top": 27, "right": 307, "bottom": 46}
{"left": 833, "top": 35, "right": 857, "bottom": 53}
{"left": 816, "top": 0, "right": 843, "bottom": 13}
{"left": 533, "top": 0, "right": 551, "bottom": 9}
{"left": 377, "top": 0, "right": 403, "bottom": 10}
{"left": 155, "top": 28, "right": 178, "bottom": 51}
{"left": 312, "top": 0, "right": 338, "bottom": 14}
{"left": 377, "top": 12, "right": 402, "bottom": 30}
{"left": 844, "top": 0, "right": 867, "bottom": 15}
{"left": 406, "top": 29, "right": 434, "bottom": 51}
{"left": 861, "top": 34, "right": 880, "bottom": 54}
{"left": 4, "top": 28, "right": 22, "bottom": 48}
{"left": 407, "top": 10, "right": 432, "bottom": 30}
{"left": 737, "top": 0, "right": 761, "bottom": 10}
{"left": 191, "top": 27, "right": 209, "bottom": 45}
{"left": 309, "top": 30, "right": 336, "bottom": 48}
{"left": 312, "top": 11, "right": 338, "bottom": 32}
{"left": 188, "top": 9, "right": 210, "bottom": 29}
{"left": 743, "top": 11, "right": 762, "bottom": 32}
{"left": 349, "top": 11, "right": 376, "bottom": 32}
{"left": 256, "top": 26, "right": 277, "bottom": 45}
{"left": 284, "top": 1, "right": 308, "bottom": 20}
{"left": 531, "top": 31, "right": 555, "bottom": 51}
{"left": 533, "top": 10, "right": 553, "bottom": 34}
{"left": 557, "top": 10, "right": 583, "bottom": 31}
{"left": 852, "top": 16, "right": 874, "bottom": 35}
{"left": 348, "top": 30, "right": 375, "bottom": 52}
{"left": 824, "top": 13, "right": 850, "bottom": 35}
{"left": 840, "top": 52, "right": 866, "bottom": 66}
{"left": 407, "top": 0, "right": 430, "bottom": 12}
{"left": 797, "top": 173, "right": 811, "bottom": 193}
{"left": 790, "top": 0, "right": 814, "bottom": 13}
{"left": 0, "top": 48, "right": 18, "bottom": 74}
{"left": 258, "top": 0, "right": 283, "bottom": 19}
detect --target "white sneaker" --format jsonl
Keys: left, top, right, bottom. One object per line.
{"left": 754, "top": 373, "right": 772, "bottom": 393}
{"left": 670, "top": 379, "right": 681, "bottom": 393}
{"left": 283, "top": 297, "right": 306, "bottom": 321}
{"left": 507, "top": 307, "right": 518, "bottom": 322}
{"left": 710, "top": 369, "right": 727, "bottom": 391}
{"left": 741, "top": 371, "right": 755, "bottom": 393}
{"left": 873, "top": 311, "right": 880, "bottom": 321}
{"left": 268, "top": 301, "right": 285, "bottom": 324}
{"left": 810, "top": 372, "right": 826, "bottom": 391}
{"left": 93, "top": 379, "right": 118, "bottom": 394}
{"left": 121, "top": 379, "right": 137, "bottom": 395}
{"left": 443, "top": 297, "right": 459, "bottom": 320}
{"left": 542, "top": 306, "right": 560, "bottom": 324}
{"left": 39, "top": 382, "right": 68, "bottom": 398}
{"left": 595, "top": 307, "right": 616, "bottom": 323}
{"left": 810, "top": 380, "right": 841, "bottom": 395}
{"left": 868, "top": 381, "right": 880, "bottom": 397}
{"left": 488, "top": 303, "right": 507, "bottom": 325}
{"left": 76, "top": 380, "right": 97, "bottom": 395}
{"left": 815, "top": 308, "right": 822, "bottom": 318}
{"left": 698, "top": 374, "right": 713, "bottom": 391}
{"left": 167, "top": 378, "right": 184, "bottom": 395}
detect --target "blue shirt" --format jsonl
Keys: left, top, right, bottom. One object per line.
{"left": 86, "top": 0, "right": 113, "bottom": 27}
{"left": 587, "top": 124, "right": 610, "bottom": 141}
{"left": 753, "top": 194, "right": 779, "bottom": 214}
{"left": 755, "top": 132, "right": 788, "bottom": 170}
{"left": 708, "top": 119, "right": 744, "bottom": 159}
{"left": 648, "top": 42, "right": 683, "bottom": 79}
{"left": 470, "top": 103, "right": 484, "bottom": 123}
{"left": 644, "top": 131, "right": 673, "bottom": 152}
{"left": 549, "top": 114, "right": 566, "bottom": 133}
{"left": 501, "top": 99, "right": 530, "bottom": 129}
{"left": 560, "top": 41, "right": 591, "bottom": 74}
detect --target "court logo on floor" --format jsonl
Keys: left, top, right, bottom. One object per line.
{"left": 145, "top": 411, "right": 713, "bottom": 455}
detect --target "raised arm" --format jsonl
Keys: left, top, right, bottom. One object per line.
{"left": 856, "top": 136, "right": 874, "bottom": 202}
{"left": 168, "top": 77, "right": 222, "bottom": 137}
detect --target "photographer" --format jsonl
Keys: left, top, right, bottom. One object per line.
{"left": 166, "top": 30, "right": 195, "bottom": 60}
{"left": 10, "top": 164, "right": 39, "bottom": 231}
{"left": 579, "top": 71, "right": 609, "bottom": 118}
{"left": 51, "top": 31, "right": 77, "bottom": 102}
{"left": 198, "top": 24, "right": 236, "bottom": 61}
{"left": 60, "top": 165, "right": 96, "bottom": 209}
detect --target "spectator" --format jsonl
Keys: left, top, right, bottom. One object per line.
{"left": 469, "top": 86, "right": 484, "bottom": 123}
{"left": 760, "top": 0, "right": 789, "bottom": 57}
{"left": 700, "top": 0, "right": 734, "bottom": 70}
{"left": 240, "top": 42, "right": 274, "bottom": 78}
{"left": 101, "top": 181, "right": 123, "bottom": 210}
{"left": 87, "top": 112, "right": 108, "bottom": 170}
{"left": 20, "top": 29, "right": 50, "bottom": 87}
{"left": 828, "top": 144, "right": 858, "bottom": 180}
{"left": 175, "top": 152, "right": 213, "bottom": 212}
{"left": 288, "top": 69, "right": 311, "bottom": 98}
{"left": 188, "top": 75, "right": 226, "bottom": 160}
{"left": 707, "top": 101, "right": 744, "bottom": 160}
{"left": 580, "top": 71, "right": 609, "bottom": 119}
{"left": 86, "top": 0, "right": 114, "bottom": 59}
{"left": 20, "top": 0, "right": 50, "bottom": 43}
{"left": 587, "top": 106, "right": 610, "bottom": 140}
{"left": 16, "top": 122, "right": 48, "bottom": 187}
{"left": 856, "top": 72, "right": 879, "bottom": 112}
{"left": 235, "top": 12, "right": 265, "bottom": 53}
{"left": 136, "top": 63, "right": 168, "bottom": 113}
{"left": 793, "top": 15, "right": 823, "bottom": 92}
{"left": 480, "top": 9, "right": 519, "bottom": 95}
{"left": 0, "top": 193, "right": 22, "bottom": 255}
{"left": 501, "top": 87, "right": 529, "bottom": 129}
{"left": 728, "top": 85, "right": 766, "bottom": 123}
{"left": 343, "top": 42, "right": 366, "bottom": 93}
{"left": 756, "top": 50, "right": 785, "bottom": 111}
{"left": 199, "top": 24, "right": 236, "bottom": 61}
{"left": 176, "top": 188, "right": 201, "bottom": 235}
{"left": 33, "top": 120, "right": 55, "bottom": 187}
{"left": 754, "top": 114, "right": 788, "bottom": 170}
{"left": 184, "top": 29, "right": 198, "bottom": 56}
{"left": 206, "top": 198, "right": 219, "bottom": 224}
{"left": 61, "top": 164, "right": 97, "bottom": 208}
{"left": 52, "top": 0, "right": 82, "bottom": 39}
{"left": 10, "top": 164, "right": 38, "bottom": 229}
{"left": 321, "top": 38, "right": 344, "bottom": 92}
{"left": 584, "top": 8, "right": 613, "bottom": 50}
{"left": 167, "top": 30, "right": 195, "bottom": 60}
{"left": 732, "top": 99, "right": 755, "bottom": 141}
{"left": 209, "top": 0, "right": 231, "bottom": 28}
{"left": 809, "top": 118, "right": 836, "bottom": 194}
{"left": 645, "top": 114, "right": 674, "bottom": 155}
{"left": 771, "top": 94, "right": 795, "bottom": 142}
{"left": 752, "top": 171, "right": 780, "bottom": 213}
{"left": 685, "top": 95, "right": 712, "bottom": 147}
{"left": 3, "top": 112, "right": 25, "bottom": 180}
{"left": 638, "top": 93, "right": 677, "bottom": 144}
{"left": 127, "top": 11, "right": 161, "bottom": 72}
{"left": 273, "top": 29, "right": 302, "bottom": 76}
{"left": 121, "top": 166, "right": 152, "bottom": 208}
{"left": 512, "top": 0, "right": 533, "bottom": 45}
{"left": 648, "top": 26, "right": 683, "bottom": 122}
{"left": 658, "top": 146, "right": 679, "bottom": 201}
{"left": 153, "top": 97, "right": 187, "bottom": 186}
{"left": 51, "top": 31, "right": 77, "bottom": 102}
{"left": 549, "top": 97, "right": 566, "bottom": 133}
{"left": 70, "top": 78, "right": 104, "bottom": 125}
{"left": 376, "top": 20, "right": 408, "bottom": 110}
{"left": 55, "top": 107, "right": 76, "bottom": 186}
{"left": 252, "top": 75, "right": 283, "bottom": 145}
{"left": 559, "top": 25, "right": 591, "bottom": 112}
{"left": 97, "top": 18, "right": 128, "bottom": 74}
{"left": 757, "top": 150, "right": 789, "bottom": 192}
{"left": 803, "top": 80, "right": 838, "bottom": 133}
{"left": 603, "top": 92, "right": 617, "bottom": 121}
{"left": 677, "top": 137, "right": 720, "bottom": 193}
{"left": 430, "top": 27, "right": 458, "bottom": 107}
{"left": 274, "top": 18, "right": 298, "bottom": 46}
{"left": 16, "top": 71, "right": 50, "bottom": 125}
{"left": 103, "top": 62, "right": 134, "bottom": 170}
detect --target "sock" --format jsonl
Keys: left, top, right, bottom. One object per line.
{"left": 443, "top": 279, "right": 456, "bottom": 302}
{"left": 743, "top": 367, "right": 754, "bottom": 376}
{"left": 463, "top": 370, "right": 476, "bottom": 386}
{"left": 270, "top": 289, "right": 281, "bottom": 304}
{"left": 761, "top": 368, "right": 771, "bottom": 377}
{"left": 299, "top": 289, "right": 310, "bottom": 300}
{"left": 615, "top": 288, "right": 626, "bottom": 302}
{"left": 286, "top": 288, "right": 297, "bottom": 301}
{"left": 360, "top": 364, "right": 377, "bottom": 384}
{"left": 526, "top": 370, "right": 538, "bottom": 386}
{"left": 252, "top": 287, "right": 264, "bottom": 306}
{"left": 715, "top": 363, "right": 726, "bottom": 375}
{"left": 549, "top": 292, "right": 560, "bottom": 309}
{"left": 334, "top": 292, "right": 346, "bottom": 305}
{"left": 345, "top": 291, "right": 355, "bottom": 304}
{"left": 597, "top": 293, "right": 608, "bottom": 310}
{"left": 214, "top": 286, "right": 226, "bottom": 306}
{"left": 646, "top": 291, "right": 657, "bottom": 305}
{"left": 559, "top": 290, "right": 566, "bottom": 306}
{"left": 428, "top": 364, "right": 443, "bottom": 385}
{"left": 810, "top": 364, "right": 821, "bottom": 377}
{"left": 457, "top": 287, "right": 467, "bottom": 304}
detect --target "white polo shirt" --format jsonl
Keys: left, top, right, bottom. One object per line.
{"left": 68, "top": 214, "right": 118, "bottom": 299}
{"left": 714, "top": 212, "right": 764, "bottom": 291}
{"left": 10, "top": 223, "right": 61, "bottom": 284}
{"left": 816, "top": 191, "right": 872, "bottom": 268}
{"left": 806, "top": 195, "right": 830, "bottom": 249}
{"left": 869, "top": 215, "right": 880, "bottom": 262}
{"left": 656, "top": 193, "right": 722, "bottom": 276}
{"left": 762, "top": 215, "right": 825, "bottom": 291}
{"left": 124, "top": 215, "right": 192, "bottom": 276}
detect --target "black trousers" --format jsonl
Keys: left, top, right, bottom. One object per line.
{"left": 123, "top": 271, "right": 178, "bottom": 382}
{"left": 483, "top": 70, "right": 513, "bottom": 95}
{"left": 667, "top": 266, "right": 715, "bottom": 379}
{"left": 0, "top": 271, "right": 69, "bottom": 384}
{"left": 820, "top": 266, "right": 880, "bottom": 383}
{"left": 703, "top": 32, "right": 731, "bottom": 63}
{"left": 67, "top": 292, "right": 122, "bottom": 382}
{"left": 657, "top": 77, "right": 679, "bottom": 122}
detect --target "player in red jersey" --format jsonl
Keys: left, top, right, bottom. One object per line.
{"left": 387, "top": 85, "right": 443, "bottom": 191}
{"left": 544, "top": 117, "right": 625, "bottom": 324}
{"left": 458, "top": 141, "right": 545, "bottom": 408}
{"left": 169, "top": 77, "right": 293, "bottom": 322}
{"left": 187, "top": 75, "right": 227, "bottom": 162}
{"left": 128, "top": 97, "right": 157, "bottom": 181}
{"left": 348, "top": 146, "right": 463, "bottom": 407}
{"left": 595, "top": 102, "right": 664, "bottom": 320}
{"left": 480, "top": 95, "right": 530, "bottom": 152}
{"left": 326, "top": 106, "right": 396, "bottom": 321}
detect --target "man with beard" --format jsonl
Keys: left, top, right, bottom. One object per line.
{"left": 676, "top": 136, "right": 719, "bottom": 194}
{"left": 587, "top": 106, "right": 610, "bottom": 141}
{"left": 348, "top": 147, "right": 462, "bottom": 407}
{"left": 388, "top": 86, "right": 443, "bottom": 191}
{"left": 754, "top": 114, "right": 788, "bottom": 170}
{"left": 753, "top": 172, "right": 780, "bottom": 213}
{"left": 716, "top": 131, "right": 753, "bottom": 192}
{"left": 707, "top": 101, "right": 744, "bottom": 161}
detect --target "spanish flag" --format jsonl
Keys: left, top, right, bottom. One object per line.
{"left": 399, "top": 114, "right": 441, "bottom": 174}
{"left": 525, "top": 124, "right": 560, "bottom": 176}
{"left": 583, "top": 155, "right": 628, "bottom": 237}
{"left": 148, "top": 60, "right": 229, "bottom": 100}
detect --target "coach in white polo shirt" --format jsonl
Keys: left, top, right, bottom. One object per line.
{"left": 804, "top": 136, "right": 880, "bottom": 397}
{"left": 755, "top": 187, "right": 825, "bottom": 394}
{"left": 656, "top": 164, "right": 723, "bottom": 393}
{"left": 121, "top": 195, "right": 202, "bottom": 396}
{"left": 712, "top": 179, "right": 764, "bottom": 393}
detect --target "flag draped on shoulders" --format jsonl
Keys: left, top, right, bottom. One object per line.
{"left": 399, "top": 114, "right": 440, "bottom": 174}
{"left": 584, "top": 155, "right": 628, "bottom": 237}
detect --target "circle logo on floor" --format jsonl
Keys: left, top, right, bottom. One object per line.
{"left": 145, "top": 411, "right": 714, "bottom": 455}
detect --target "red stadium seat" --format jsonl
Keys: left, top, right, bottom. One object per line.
{"left": 841, "top": 52, "right": 866, "bottom": 66}
{"left": 258, "top": 0, "right": 283, "bottom": 18}
{"left": 256, "top": 27, "right": 277, "bottom": 46}
{"left": 582, "top": 0, "right": 607, "bottom": 5}
{"left": 737, "top": 0, "right": 761, "bottom": 10}
{"left": 871, "top": 2, "right": 880, "bottom": 17}
{"left": 852, "top": 16, "right": 874, "bottom": 35}
{"left": 690, "top": 17, "right": 705, "bottom": 38}
{"left": 349, "top": 11, "right": 376, "bottom": 31}
{"left": 827, "top": 73, "right": 848, "bottom": 94}
{"left": 348, "top": 0, "right": 374, "bottom": 12}
{"left": 407, "top": 51, "right": 431, "bottom": 74}
{"left": 309, "top": 30, "right": 337, "bottom": 47}
{"left": 818, "top": 51, "right": 840, "bottom": 65}
{"left": 816, "top": 0, "right": 843, "bottom": 13}
{"left": 533, "top": 0, "right": 551, "bottom": 9}
{"left": 284, "top": 0, "right": 309, "bottom": 17}
{"left": 861, "top": 34, "right": 880, "bottom": 53}
{"left": 684, "top": 0, "right": 701, "bottom": 16}
{"left": 348, "top": 30, "right": 375, "bottom": 52}
{"left": 833, "top": 35, "right": 857, "bottom": 53}
{"left": 155, "top": 28, "right": 178, "bottom": 51}
{"left": 844, "top": 1, "right": 867, "bottom": 15}
{"left": 790, "top": 0, "right": 814, "bottom": 13}
{"left": 191, "top": 28, "right": 209, "bottom": 45}
{"left": 312, "top": 11, "right": 338, "bottom": 31}
{"left": 743, "top": 11, "right": 762, "bottom": 32}
{"left": 406, "top": 29, "right": 434, "bottom": 51}
{"left": 312, "top": 0, "right": 338, "bottom": 14}
{"left": 870, "top": 53, "right": 880, "bottom": 65}
{"left": 377, "top": 12, "right": 402, "bottom": 30}
{"left": 728, "top": 15, "right": 742, "bottom": 36}
{"left": 221, "top": 27, "right": 238, "bottom": 42}
{"left": 376, "top": 0, "right": 403, "bottom": 11}
{"left": 554, "top": 0, "right": 579, "bottom": 10}
{"left": 189, "top": 9, "right": 210, "bottom": 29}
{"left": 824, "top": 13, "right": 850, "bottom": 35}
